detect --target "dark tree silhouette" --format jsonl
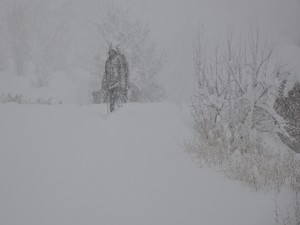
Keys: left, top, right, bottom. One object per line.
{"left": 274, "top": 81, "right": 300, "bottom": 153}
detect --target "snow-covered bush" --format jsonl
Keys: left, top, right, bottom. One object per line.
{"left": 275, "top": 81, "right": 300, "bottom": 153}
{"left": 0, "top": 93, "right": 62, "bottom": 105}
{"left": 187, "top": 29, "right": 299, "bottom": 224}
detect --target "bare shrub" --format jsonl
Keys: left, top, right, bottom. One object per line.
{"left": 0, "top": 93, "right": 62, "bottom": 105}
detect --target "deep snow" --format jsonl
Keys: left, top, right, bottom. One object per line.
{"left": 0, "top": 102, "right": 276, "bottom": 225}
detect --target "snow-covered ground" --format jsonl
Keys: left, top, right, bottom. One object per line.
{"left": 1, "top": 43, "right": 299, "bottom": 225}
{"left": 0, "top": 69, "right": 92, "bottom": 105}
{"left": 0, "top": 102, "right": 276, "bottom": 225}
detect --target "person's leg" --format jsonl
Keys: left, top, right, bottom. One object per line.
{"left": 109, "top": 89, "right": 115, "bottom": 112}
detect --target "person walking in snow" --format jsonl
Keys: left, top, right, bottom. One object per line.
{"left": 101, "top": 44, "right": 129, "bottom": 112}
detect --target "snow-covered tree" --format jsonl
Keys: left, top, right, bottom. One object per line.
{"left": 95, "top": 3, "right": 165, "bottom": 102}
{"left": 2, "top": 0, "right": 71, "bottom": 83}
{"left": 5, "top": 0, "right": 32, "bottom": 76}
{"left": 0, "top": 1, "right": 8, "bottom": 71}
{"left": 192, "top": 29, "right": 289, "bottom": 154}
{"left": 28, "top": 2, "right": 71, "bottom": 87}
{"left": 275, "top": 81, "right": 300, "bottom": 153}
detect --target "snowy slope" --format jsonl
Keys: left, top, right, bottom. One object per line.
{"left": 0, "top": 103, "right": 275, "bottom": 225}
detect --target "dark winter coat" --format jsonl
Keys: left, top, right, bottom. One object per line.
{"left": 101, "top": 48, "right": 129, "bottom": 104}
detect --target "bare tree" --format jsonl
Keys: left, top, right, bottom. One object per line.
{"left": 28, "top": 2, "right": 71, "bottom": 87}
{"left": 95, "top": 3, "right": 165, "bottom": 102}
{"left": 0, "top": 1, "right": 8, "bottom": 71}
{"left": 0, "top": 25, "right": 7, "bottom": 71}
{"left": 5, "top": 0, "right": 32, "bottom": 76}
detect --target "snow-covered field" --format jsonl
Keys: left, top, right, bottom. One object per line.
{"left": 0, "top": 102, "right": 276, "bottom": 225}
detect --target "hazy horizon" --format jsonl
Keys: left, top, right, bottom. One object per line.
{"left": 0, "top": 0, "right": 299, "bottom": 102}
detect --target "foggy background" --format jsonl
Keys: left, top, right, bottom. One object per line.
{"left": 0, "top": 0, "right": 299, "bottom": 102}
